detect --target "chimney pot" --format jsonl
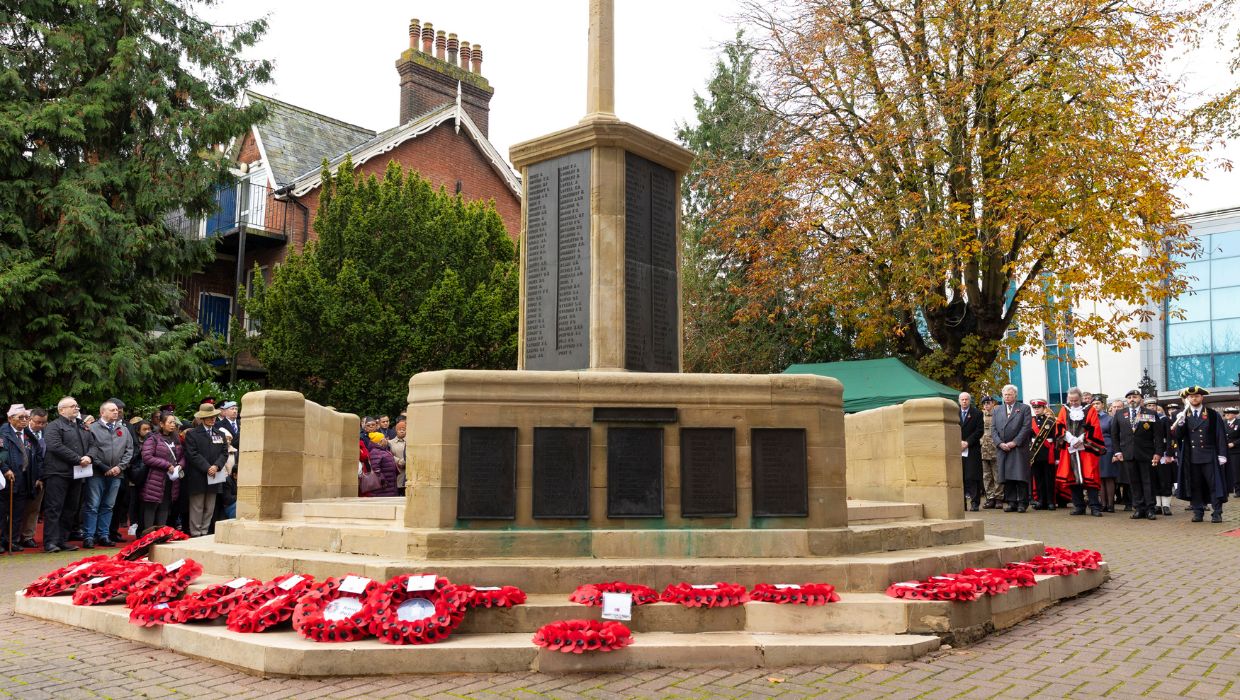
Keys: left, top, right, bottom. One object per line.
{"left": 422, "top": 22, "right": 434, "bottom": 53}
{"left": 409, "top": 19, "right": 421, "bottom": 49}
{"left": 447, "top": 33, "right": 459, "bottom": 66}
{"left": 471, "top": 44, "right": 483, "bottom": 75}
{"left": 435, "top": 30, "right": 446, "bottom": 60}
{"left": 459, "top": 41, "right": 471, "bottom": 71}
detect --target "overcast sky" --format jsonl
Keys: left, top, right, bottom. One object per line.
{"left": 206, "top": 0, "right": 1238, "bottom": 215}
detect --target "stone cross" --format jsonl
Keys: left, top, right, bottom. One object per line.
{"left": 585, "top": 0, "right": 615, "bottom": 119}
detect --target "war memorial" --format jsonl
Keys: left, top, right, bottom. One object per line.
{"left": 14, "top": 0, "right": 1106, "bottom": 677}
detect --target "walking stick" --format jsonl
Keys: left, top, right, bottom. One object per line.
{"left": 6, "top": 478, "right": 12, "bottom": 556}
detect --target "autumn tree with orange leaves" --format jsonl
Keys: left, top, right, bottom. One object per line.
{"left": 709, "top": 0, "right": 1237, "bottom": 391}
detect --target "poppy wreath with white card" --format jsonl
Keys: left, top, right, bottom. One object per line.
{"left": 115, "top": 526, "right": 189, "bottom": 561}
{"left": 126, "top": 559, "right": 203, "bottom": 608}
{"left": 365, "top": 573, "right": 467, "bottom": 645}
{"left": 293, "top": 575, "right": 381, "bottom": 642}
{"left": 455, "top": 584, "right": 527, "bottom": 609}
{"left": 176, "top": 578, "right": 263, "bottom": 622}
{"left": 129, "top": 600, "right": 183, "bottom": 627}
{"left": 660, "top": 582, "right": 749, "bottom": 608}
{"left": 749, "top": 582, "right": 841, "bottom": 605}
{"left": 225, "top": 573, "right": 317, "bottom": 633}
{"left": 569, "top": 581, "right": 660, "bottom": 607}
{"left": 72, "top": 560, "right": 163, "bottom": 606}
{"left": 23, "top": 555, "right": 111, "bottom": 597}
{"left": 532, "top": 619, "right": 634, "bottom": 653}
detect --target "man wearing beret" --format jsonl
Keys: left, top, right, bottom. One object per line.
{"left": 1170, "top": 386, "right": 1229, "bottom": 523}
{"left": 1224, "top": 407, "right": 1239, "bottom": 497}
{"left": 1111, "top": 389, "right": 1164, "bottom": 520}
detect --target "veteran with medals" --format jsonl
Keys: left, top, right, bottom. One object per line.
{"left": 1110, "top": 389, "right": 1165, "bottom": 520}
{"left": 992, "top": 384, "right": 1033, "bottom": 512}
{"left": 1223, "top": 407, "right": 1239, "bottom": 497}
{"left": 1170, "top": 386, "right": 1229, "bottom": 523}
{"left": 1055, "top": 387, "right": 1106, "bottom": 516}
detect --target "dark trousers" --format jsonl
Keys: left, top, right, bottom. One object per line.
{"left": 142, "top": 501, "right": 172, "bottom": 529}
{"left": 1032, "top": 458, "right": 1055, "bottom": 506}
{"left": 1070, "top": 484, "right": 1101, "bottom": 512}
{"left": 108, "top": 480, "right": 130, "bottom": 537}
{"left": 1126, "top": 459, "right": 1155, "bottom": 513}
{"left": 964, "top": 479, "right": 984, "bottom": 506}
{"left": 42, "top": 475, "right": 82, "bottom": 548}
{"left": 1187, "top": 461, "right": 1223, "bottom": 516}
{"left": 1003, "top": 480, "right": 1029, "bottom": 505}
{"left": 0, "top": 487, "right": 27, "bottom": 546}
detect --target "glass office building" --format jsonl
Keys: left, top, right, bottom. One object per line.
{"left": 1166, "top": 208, "right": 1240, "bottom": 390}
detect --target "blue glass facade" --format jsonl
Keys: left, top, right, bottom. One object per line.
{"left": 1166, "top": 213, "right": 1240, "bottom": 389}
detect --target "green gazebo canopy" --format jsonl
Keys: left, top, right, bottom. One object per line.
{"left": 782, "top": 358, "right": 961, "bottom": 413}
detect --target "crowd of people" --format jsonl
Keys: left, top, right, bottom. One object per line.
{"left": 960, "top": 385, "right": 1240, "bottom": 523}
{"left": 0, "top": 397, "right": 243, "bottom": 553}
{"left": 357, "top": 414, "right": 407, "bottom": 498}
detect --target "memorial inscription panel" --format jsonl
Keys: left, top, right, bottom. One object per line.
{"left": 624, "top": 153, "right": 678, "bottom": 372}
{"left": 606, "top": 427, "right": 664, "bottom": 517}
{"left": 679, "top": 428, "right": 737, "bottom": 518}
{"left": 524, "top": 150, "right": 591, "bottom": 370}
{"left": 457, "top": 428, "right": 518, "bottom": 520}
{"left": 751, "top": 428, "right": 809, "bottom": 517}
{"left": 532, "top": 428, "right": 591, "bottom": 519}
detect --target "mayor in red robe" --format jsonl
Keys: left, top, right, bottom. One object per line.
{"left": 1055, "top": 388, "right": 1106, "bottom": 516}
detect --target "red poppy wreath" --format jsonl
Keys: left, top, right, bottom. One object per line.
{"left": 1007, "top": 555, "right": 1079, "bottom": 577}
{"left": 292, "top": 574, "right": 382, "bottom": 642}
{"left": 1044, "top": 546, "right": 1103, "bottom": 570}
{"left": 115, "top": 526, "right": 189, "bottom": 561}
{"left": 569, "top": 581, "right": 660, "bottom": 606}
{"left": 126, "top": 558, "right": 203, "bottom": 608}
{"left": 961, "top": 567, "right": 1037, "bottom": 589}
{"left": 72, "top": 560, "right": 163, "bottom": 606}
{"left": 660, "top": 582, "right": 749, "bottom": 608}
{"left": 23, "top": 555, "right": 111, "bottom": 597}
{"left": 455, "top": 584, "right": 528, "bottom": 609}
{"left": 532, "top": 619, "right": 634, "bottom": 653}
{"left": 130, "top": 600, "right": 183, "bottom": 627}
{"left": 226, "top": 573, "right": 317, "bottom": 633}
{"left": 885, "top": 577, "right": 980, "bottom": 601}
{"left": 177, "top": 578, "right": 263, "bottom": 622}
{"left": 749, "top": 582, "right": 841, "bottom": 605}
{"left": 365, "top": 573, "right": 468, "bottom": 645}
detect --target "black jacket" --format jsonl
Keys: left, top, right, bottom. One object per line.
{"left": 960, "top": 405, "right": 983, "bottom": 481}
{"left": 43, "top": 415, "right": 94, "bottom": 479}
{"left": 1, "top": 424, "right": 43, "bottom": 496}
{"left": 183, "top": 424, "right": 229, "bottom": 495}
{"left": 1110, "top": 407, "right": 1165, "bottom": 463}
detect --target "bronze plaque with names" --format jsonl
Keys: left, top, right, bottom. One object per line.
{"left": 456, "top": 427, "right": 518, "bottom": 520}
{"left": 679, "top": 428, "right": 737, "bottom": 518}
{"left": 532, "top": 427, "right": 591, "bottom": 519}
{"left": 750, "top": 428, "right": 809, "bottom": 517}
{"left": 606, "top": 427, "right": 664, "bottom": 517}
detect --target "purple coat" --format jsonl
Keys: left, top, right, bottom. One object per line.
{"left": 367, "top": 444, "right": 400, "bottom": 497}
{"left": 141, "top": 432, "right": 184, "bottom": 504}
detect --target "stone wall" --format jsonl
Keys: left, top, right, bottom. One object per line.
{"left": 236, "top": 390, "right": 359, "bottom": 520}
{"left": 845, "top": 398, "right": 964, "bottom": 520}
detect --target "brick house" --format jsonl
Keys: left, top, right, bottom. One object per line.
{"left": 177, "top": 19, "right": 521, "bottom": 373}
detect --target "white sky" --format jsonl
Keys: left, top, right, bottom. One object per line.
{"left": 207, "top": 0, "right": 1238, "bottom": 215}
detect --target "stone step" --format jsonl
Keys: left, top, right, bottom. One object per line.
{"left": 212, "top": 517, "right": 976, "bottom": 560}
{"left": 13, "top": 592, "right": 943, "bottom": 675}
{"left": 152, "top": 535, "right": 1045, "bottom": 594}
{"left": 279, "top": 497, "right": 924, "bottom": 525}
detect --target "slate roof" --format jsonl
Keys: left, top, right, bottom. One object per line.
{"left": 246, "top": 91, "right": 376, "bottom": 186}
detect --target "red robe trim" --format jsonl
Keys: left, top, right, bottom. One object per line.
{"left": 1055, "top": 405, "right": 1104, "bottom": 491}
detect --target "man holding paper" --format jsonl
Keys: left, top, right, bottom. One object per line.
{"left": 183, "top": 402, "right": 229, "bottom": 536}
{"left": 43, "top": 397, "right": 95, "bottom": 552}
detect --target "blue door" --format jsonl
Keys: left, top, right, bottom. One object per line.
{"left": 198, "top": 293, "right": 231, "bottom": 339}
{"left": 205, "top": 183, "right": 238, "bottom": 237}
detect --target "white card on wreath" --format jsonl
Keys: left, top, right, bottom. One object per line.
{"left": 277, "top": 575, "right": 305, "bottom": 590}
{"left": 165, "top": 559, "right": 185, "bottom": 573}
{"left": 73, "top": 464, "right": 92, "bottom": 480}
{"left": 601, "top": 592, "right": 633, "bottom": 621}
{"left": 340, "top": 575, "right": 371, "bottom": 594}
{"left": 225, "top": 577, "right": 252, "bottom": 589}
{"left": 405, "top": 574, "right": 437, "bottom": 592}
{"left": 85, "top": 576, "right": 109, "bottom": 585}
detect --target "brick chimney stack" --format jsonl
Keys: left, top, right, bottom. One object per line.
{"left": 397, "top": 18, "right": 494, "bottom": 135}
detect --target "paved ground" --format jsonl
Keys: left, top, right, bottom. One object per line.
{"left": 2, "top": 507, "right": 1238, "bottom": 699}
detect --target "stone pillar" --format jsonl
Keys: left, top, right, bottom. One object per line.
{"left": 900, "top": 398, "right": 965, "bottom": 520}
{"left": 585, "top": 0, "right": 616, "bottom": 118}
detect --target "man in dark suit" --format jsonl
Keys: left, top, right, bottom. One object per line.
{"left": 1223, "top": 407, "right": 1239, "bottom": 497}
{"left": 1171, "top": 386, "right": 1229, "bottom": 523}
{"left": 1, "top": 405, "right": 37, "bottom": 551}
{"left": 183, "top": 403, "right": 229, "bottom": 536}
{"left": 992, "top": 384, "right": 1033, "bottom": 512}
{"left": 1111, "top": 389, "right": 1165, "bottom": 520}
{"left": 959, "top": 392, "right": 984, "bottom": 511}
{"left": 42, "top": 397, "right": 95, "bottom": 552}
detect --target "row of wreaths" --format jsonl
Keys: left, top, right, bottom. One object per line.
{"left": 884, "top": 547, "right": 1103, "bottom": 601}
{"left": 22, "top": 528, "right": 1101, "bottom": 651}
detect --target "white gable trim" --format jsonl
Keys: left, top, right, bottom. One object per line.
{"left": 288, "top": 104, "right": 521, "bottom": 198}
{"left": 249, "top": 125, "right": 274, "bottom": 188}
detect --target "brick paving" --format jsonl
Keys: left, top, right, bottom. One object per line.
{"left": 2, "top": 507, "right": 1238, "bottom": 699}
